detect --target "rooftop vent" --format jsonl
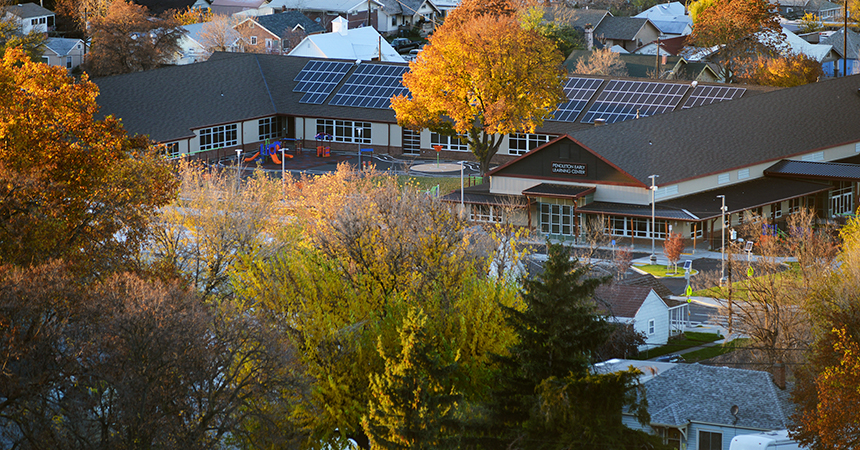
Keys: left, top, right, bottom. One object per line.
{"left": 594, "top": 118, "right": 606, "bottom": 127}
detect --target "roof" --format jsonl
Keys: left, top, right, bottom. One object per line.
{"left": 94, "top": 53, "right": 404, "bottom": 142}
{"left": 822, "top": 29, "right": 860, "bottom": 59}
{"left": 565, "top": 50, "right": 683, "bottom": 78}
{"left": 43, "top": 37, "right": 82, "bottom": 57}
{"left": 636, "top": 364, "right": 793, "bottom": 430}
{"left": 377, "top": 0, "right": 436, "bottom": 16}
{"left": 764, "top": 159, "right": 860, "bottom": 181}
{"left": 552, "top": 74, "right": 860, "bottom": 186}
{"left": 521, "top": 183, "right": 595, "bottom": 199}
{"left": 633, "top": 2, "right": 692, "bottom": 35}
{"left": 265, "top": 0, "right": 380, "bottom": 13}
{"left": 439, "top": 183, "right": 527, "bottom": 207}
{"left": 781, "top": 27, "right": 834, "bottom": 62}
{"left": 615, "top": 272, "right": 675, "bottom": 304}
{"left": 254, "top": 11, "right": 325, "bottom": 35}
{"left": 288, "top": 26, "right": 405, "bottom": 62}
{"left": 594, "top": 284, "right": 659, "bottom": 318}
{"left": 4, "top": 2, "right": 53, "bottom": 18}
{"left": 550, "top": 8, "right": 611, "bottom": 30}
{"left": 594, "top": 16, "right": 652, "bottom": 41}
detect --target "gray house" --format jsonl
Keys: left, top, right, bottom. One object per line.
{"left": 622, "top": 364, "right": 793, "bottom": 450}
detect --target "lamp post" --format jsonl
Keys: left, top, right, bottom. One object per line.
{"left": 649, "top": 174, "right": 659, "bottom": 265}
{"left": 460, "top": 160, "right": 464, "bottom": 209}
{"left": 720, "top": 196, "right": 727, "bottom": 284}
{"left": 280, "top": 144, "right": 286, "bottom": 200}
{"left": 235, "top": 149, "right": 242, "bottom": 186}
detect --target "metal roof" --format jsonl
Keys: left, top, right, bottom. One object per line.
{"left": 764, "top": 159, "right": 860, "bottom": 182}
{"left": 522, "top": 183, "right": 595, "bottom": 199}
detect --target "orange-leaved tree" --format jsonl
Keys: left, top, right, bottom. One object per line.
{"left": 738, "top": 53, "right": 823, "bottom": 87}
{"left": 0, "top": 48, "right": 177, "bottom": 274}
{"left": 688, "top": 0, "right": 783, "bottom": 83}
{"left": 663, "top": 232, "right": 685, "bottom": 273}
{"left": 391, "top": 11, "right": 565, "bottom": 175}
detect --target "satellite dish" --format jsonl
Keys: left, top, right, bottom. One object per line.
{"left": 730, "top": 405, "right": 739, "bottom": 416}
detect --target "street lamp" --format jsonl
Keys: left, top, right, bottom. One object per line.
{"left": 717, "top": 195, "right": 727, "bottom": 285}
{"left": 280, "top": 144, "right": 286, "bottom": 200}
{"left": 649, "top": 174, "right": 659, "bottom": 265}
{"left": 235, "top": 149, "right": 242, "bottom": 186}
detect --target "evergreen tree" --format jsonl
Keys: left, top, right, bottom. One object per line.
{"left": 483, "top": 243, "right": 614, "bottom": 447}
{"left": 362, "top": 307, "right": 461, "bottom": 450}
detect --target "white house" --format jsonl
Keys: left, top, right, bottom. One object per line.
{"left": 288, "top": 16, "right": 405, "bottom": 62}
{"left": 3, "top": 2, "right": 54, "bottom": 34}
{"left": 41, "top": 37, "right": 85, "bottom": 72}
{"left": 593, "top": 285, "right": 680, "bottom": 350}
{"left": 634, "top": 2, "right": 693, "bottom": 37}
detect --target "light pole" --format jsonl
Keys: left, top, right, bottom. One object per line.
{"left": 460, "top": 160, "right": 464, "bottom": 208}
{"left": 649, "top": 174, "right": 659, "bottom": 265}
{"left": 718, "top": 195, "right": 727, "bottom": 285}
{"left": 235, "top": 149, "right": 242, "bottom": 186}
{"left": 280, "top": 144, "right": 286, "bottom": 200}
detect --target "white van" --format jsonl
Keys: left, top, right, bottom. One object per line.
{"left": 729, "top": 430, "right": 804, "bottom": 450}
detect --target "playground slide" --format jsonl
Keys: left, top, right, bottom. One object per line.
{"left": 271, "top": 152, "right": 281, "bottom": 164}
{"left": 243, "top": 151, "right": 260, "bottom": 162}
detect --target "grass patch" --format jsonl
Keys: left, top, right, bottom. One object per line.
{"left": 690, "top": 262, "right": 803, "bottom": 298}
{"left": 635, "top": 264, "right": 698, "bottom": 278}
{"left": 683, "top": 338, "right": 751, "bottom": 363}
{"left": 634, "top": 331, "right": 723, "bottom": 360}
{"left": 396, "top": 176, "right": 468, "bottom": 196}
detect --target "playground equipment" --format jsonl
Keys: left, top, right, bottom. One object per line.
{"left": 315, "top": 132, "right": 332, "bottom": 158}
{"left": 359, "top": 148, "right": 373, "bottom": 169}
{"left": 245, "top": 140, "right": 293, "bottom": 164}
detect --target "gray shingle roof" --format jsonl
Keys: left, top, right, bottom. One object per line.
{"left": 638, "top": 364, "right": 792, "bottom": 430}
{"left": 594, "top": 284, "right": 654, "bottom": 318}
{"left": 255, "top": 11, "right": 325, "bottom": 35}
{"left": 765, "top": 159, "right": 860, "bottom": 181}
{"left": 616, "top": 272, "right": 675, "bottom": 302}
{"left": 563, "top": 74, "right": 860, "bottom": 186}
{"left": 593, "top": 16, "right": 650, "bottom": 41}
{"left": 5, "top": 2, "right": 53, "bottom": 19}
{"left": 44, "top": 37, "right": 81, "bottom": 57}
{"left": 822, "top": 29, "right": 860, "bottom": 59}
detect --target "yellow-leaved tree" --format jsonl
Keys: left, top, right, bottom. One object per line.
{"left": 391, "top": 3, "right": 565, "bottom": 175}
{"left": 738, "top": 53, "right": 823, "bottom": 87}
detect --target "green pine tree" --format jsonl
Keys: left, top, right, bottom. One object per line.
{"left": 362, "top": 307, "right": 461, "bottom": 450}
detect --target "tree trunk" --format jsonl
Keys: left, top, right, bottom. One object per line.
{"left": 467, "top": 128, "right": 502, "bottom": 176}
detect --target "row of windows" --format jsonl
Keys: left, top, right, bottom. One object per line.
{"left": 259, "top": 116, "right": 286, "bottom": 141}
{"left": 317, "top": 119, "right": 372, "bottom": 144}
{"left": 199, "top": 124, "right": 238, "bottom": 150}
{"left": 430, "top": 132, "right": 468, "bottom": 152}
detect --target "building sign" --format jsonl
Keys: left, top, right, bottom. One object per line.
{"left": 551, "top": 162, "right": 588, "bottom": 176}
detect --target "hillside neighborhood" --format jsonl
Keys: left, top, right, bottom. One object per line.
{"left": 2, "top": 0, "right": 860, "bottom": 448}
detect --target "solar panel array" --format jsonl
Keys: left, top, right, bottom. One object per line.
{"left": 682, "top": 85, "right": 746, "bottom": 109}
{"left": 329, "top": 63, "right": 410, "bottom": 109}
{"left": 293, "top": 60, "right": 353, "bottom": 104}
{"left": 581, "top": 80, "right": 689, "bottom": 124}
{"left": 549, "top": 77, "right": 604, "bottom": 122}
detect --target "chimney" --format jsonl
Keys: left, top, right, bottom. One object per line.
{"left": 772, "top": 361, "right": 786, "bottom": 389}
{"left": 594, "top": 118, "right": 606, "bottom": 127}
{"left": 585, "top": 24, "right": 594, "bottom": 51}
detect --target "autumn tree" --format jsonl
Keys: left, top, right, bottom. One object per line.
{"left": 573, "top": 48, "right": 628, "bottom": 77}
{"left": 54, "top": 0, "right": 112, "bottom": 33}
{"left": 85, "top": 0, "right": 185, "bottom": 77}
{"left": 391, "top": 12, "right": 565, "bottom": 175}
{"left": 172, "top": 5, "right": 214, "bottom": 25}
{"left": 688, "top": 0, "right": 784, "bottom": 82}
{"left": 0, "top": 49, "right": 176, "bottom": 274}
{"left": 737, "top": 53, "right": 823, "bottom": 87}
{"left": 663, "top": 231, "right": 685, "bottom": 273}
{"left": 197, "top": 14, "right": 241, "bottom": 55}
{"left": 798, "top": 12, "right": 824, "bottom": 34}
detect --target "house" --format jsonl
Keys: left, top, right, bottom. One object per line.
{"left": 3, "top": 3, "right": 54, "bottom": 34}
{"left": 265, "top": 0, "right": 385, "bottom": 32}
{"left": 768, "top": 0, "right": 841, "bottom": 20}
{"left": 821, "top": 29, "right": 860, "bottom": 77}
{"left": 41, "top": 38, "right": 86, "bottom": 72}
{"left": 634, "top": 2, "right": 693, "bottom": 37}
{"left": 621, "top": 363, "right": 794, "bottom": 450}
{"left": 174, "top": 22, "right": 220, "bottom": 64}
{"left": 209, "top": 0, "right": 266, "bottom": 15}
{"left": 288, "top": 16, "right": 405, "bottom": 62}
{"left": 780, "top": 27, "right": 837, "bottom": 64}
{"left": 376, "top": 0, "right": 442, "bottom": 35}
{"left": 234, "top": 12, "right": 324, "bottom": 54}
{"left": 593, "top": 16, "right": 661, "bottom": 53}
{"left": 593, "top": 285, "right": 686, "bottom": 350}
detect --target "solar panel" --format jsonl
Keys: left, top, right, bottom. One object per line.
{"left": 682, "top": 85, "right": 746, "bottom": 109}
{"left": 580, "top": 80, "right": 689, "bottom": 124}
{"left": 549, "top": 77, "right": 603, "bottom": 122}
{"left": 293, "top": 60, "right": 354, "bottom": 104}
{"left": 329, "top": 63, "right": 409, "bottom": 109}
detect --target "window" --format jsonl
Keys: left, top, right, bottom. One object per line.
{"left": 265, "top": 38, "right": 273, "bottom": 49}
{"left": 161, "top": 142, "right": 180, "bottom": 159}
{"left": 31, "top": 18, "right": 38, "bottom": 25}
{"left": 789, "top": 197, "right": 803, "bottom": 214}
{"left": 66, "top": 56, "right": 72, "bottom": 68}
{"left": 698, "top": 431, "right": 722, "bottom": 450}
{"left": 250, "top": 36, "right": 257, "bottom": 45}
{"left": 648, "top": 319, "right": 655, "bottom": 335}
{"left": 540, "top": 202, "right": 576, "bottom": 236}
{"left": 738, "top": 168, "right": 750, "bottom": 180}
{"left": 430, "top": 132, "right": 468, "bottom": 152}
{"left": 259, "top": 116, "right": 286, "bottom": 140}
{"left": 316, "top": 119, "right": 372, "bottom": 144}
{"left": 199, "top": 124, "right": 238, "bottom": 150}
{"left": 802, "top": 151, "right": 825, "bottom": 162}
{"left": 654, "top": 185, "right": 678, "bottom": 199}
{"left": 718, "top": 173, "right": 730, "bottom": 184}
{"left": 392, "top": 16, "right": 397, "bottom": 26}
{"left": 41, "top": 56, "right": 49, "bottom": 64}
{"left": 830, "top": 181, "right": 854, "bottom": 217}
{"left": 773, "top": 202, "right": 782, "bottom": 218}
{"left": 508, "top": 133, "right": 551, "bottom": 155}
{"left": 471, "top": 204, "right": 503, "bottom": 223}
{"left": 402, "top": 128, "right": 420, "bottom": 155}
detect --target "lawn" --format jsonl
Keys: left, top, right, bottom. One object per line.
{"left": 682, "top": 338, "right": 751, "bottom": 363}
{"left": 690, "top": 262, "right": 802, "bottom": 297}
{"left": 635, "top": 264, "right": 698, "bottom": 278}
{"left": 634, "top": 331, "right": 723, "bottom": 360}
{"left": 396, "top": 176, "right": 475, "bottom": 196}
